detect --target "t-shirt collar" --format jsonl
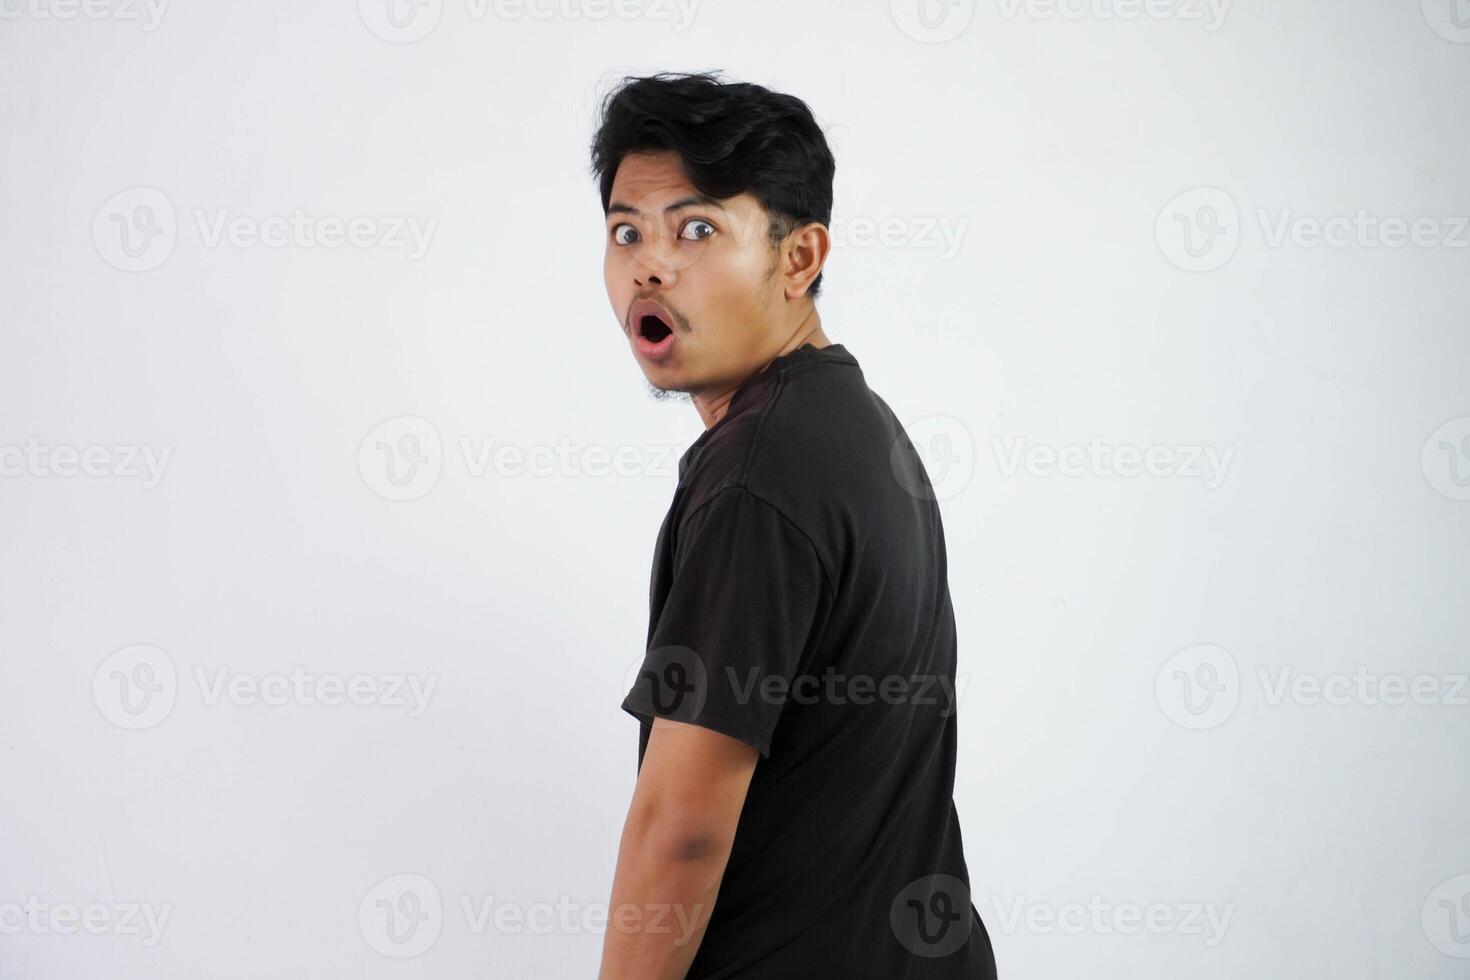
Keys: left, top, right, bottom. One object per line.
{"left": 675, "top": 343, "right": 855, "bottom": 483}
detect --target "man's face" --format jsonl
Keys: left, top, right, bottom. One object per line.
{"left": 603, "top": 150, "right": 787, "bottom": 397}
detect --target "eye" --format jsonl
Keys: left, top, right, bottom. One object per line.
{"left": 611, "top": 223, "right": 640, "bottom": 246}
{"left": 680, "top": 219, "right": 716, "bottom": 242}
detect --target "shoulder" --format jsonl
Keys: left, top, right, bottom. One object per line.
{"left": 681, "top": 357, "right": 870, "bottom": 487}
{"left": 677, "top": 352, "right": 893, "bottom": 528}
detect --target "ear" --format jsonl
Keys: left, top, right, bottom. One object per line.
{"left": 781, "top": 221, "right": 831, "bottom": 300}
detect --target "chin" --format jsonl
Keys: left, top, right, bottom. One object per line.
{"left": 639, "top": 361, "right": 694, "bottom": 393}
{"left": 641, "top": 365, "right": 685, "bottom": 389}
{"left": 643, "top": 376, "right": 693, "bottom": 403}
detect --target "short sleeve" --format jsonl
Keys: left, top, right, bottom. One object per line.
{"left": 621, "top": 487, "right": 832, "bottom": 758}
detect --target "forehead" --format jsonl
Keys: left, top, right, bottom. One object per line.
{"left": 608, "top": 151, "right": 691, "bottom": 200}
{"left": 607, "top": 151, "right": 762, "bottom": 218}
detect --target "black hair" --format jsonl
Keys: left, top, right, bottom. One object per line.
{"left": 590, "top": 70, "right": 836, "bottom": 299}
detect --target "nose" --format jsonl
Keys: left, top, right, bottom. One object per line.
{"left": 632, "top": 237, "right": 679, "bottom": 289}
{"left": 634, "top": 257, "right": 677, "bottom": 289}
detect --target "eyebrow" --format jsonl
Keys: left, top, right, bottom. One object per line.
{"left": 606, "top": 193, "right": 724, "bottom": 218}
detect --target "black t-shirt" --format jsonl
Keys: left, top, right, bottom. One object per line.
{"left": 621, "top": 342, "right": 996, "bottom": 980}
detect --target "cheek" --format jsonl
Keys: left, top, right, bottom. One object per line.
{"left": 701, "top": 239, "right": 762, "bottom": 291}
{"left": 710, "top": 246, "right": 774, "bottom": 312}
{"left": 687, "top": 252, "right": 771, "bottom": 349}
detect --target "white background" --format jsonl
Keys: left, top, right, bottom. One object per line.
{"left": 2, "top": 0, "right": 1468, "bottom": 976}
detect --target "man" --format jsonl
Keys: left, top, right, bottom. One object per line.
{"left": 592, "top": 71, "right": 996, "bottom": 980}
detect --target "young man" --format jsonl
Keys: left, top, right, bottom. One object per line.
{"left": 592, "top": 71, "right": 997, "bottom": 980}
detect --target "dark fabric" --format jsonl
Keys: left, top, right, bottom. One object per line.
{"left": 621, "top": 343, "right": 997, "bottom": 979}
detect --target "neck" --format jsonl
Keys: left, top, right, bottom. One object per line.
{"left": 693, "top": 306, "right": 830, "bottom": 430}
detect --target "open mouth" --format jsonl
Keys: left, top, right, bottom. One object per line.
{"left": 629, "top": 299, "right": 678, "bottom": 361}
{"left": 637, "top": 313, "right": 673, "bottom": 343}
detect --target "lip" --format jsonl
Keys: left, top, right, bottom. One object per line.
{"left": 628, "top": 297, "right": 679, "bottom": 364}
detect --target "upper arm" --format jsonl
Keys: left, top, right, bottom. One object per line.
{"left": 629, "top": 717, "right": 759, "bottom": 852}
{"left": 621, "top": 487, "right": 834, "bottom": 758}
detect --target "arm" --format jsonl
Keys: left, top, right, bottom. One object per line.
{"left": 598, "top": 717, "right": 759, "bottom": 980}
